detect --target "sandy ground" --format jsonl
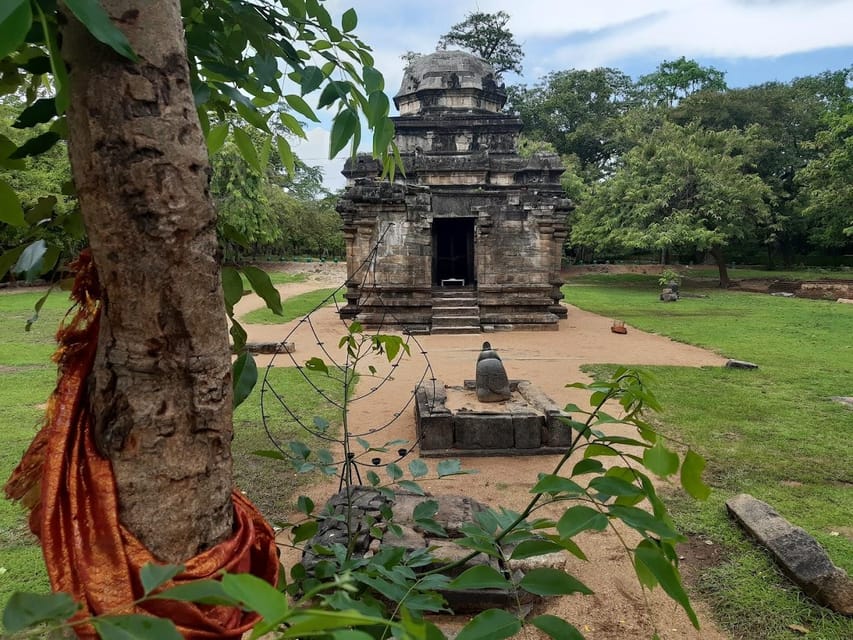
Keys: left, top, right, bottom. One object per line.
{"left": 236, "top": 265, "right": 730, "bottom": 639}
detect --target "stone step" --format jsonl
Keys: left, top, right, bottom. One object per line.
{"left": 432, "top": 288, "right": 476, "bottom": 297}
{"left": 432, "top": 315, "right": 481, "bottom": 328}
{"left": 432, "top": 300, "right": 478, "bottom": 309}
{"left": 431, "top": 305, "right": 479, "bottom": 316}
{"left": 430, "top": 326, "right": 482, "bottom": 334}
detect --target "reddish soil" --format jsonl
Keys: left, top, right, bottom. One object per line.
{"left": 237, "top": 263, "right": 731, "bottom": 639}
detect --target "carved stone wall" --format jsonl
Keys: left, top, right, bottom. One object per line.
{"left": 337, "top": 51, "right": 570, "bottom": 333}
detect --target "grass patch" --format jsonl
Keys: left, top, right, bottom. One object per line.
{"left": 0, "top": 288, "right": 345, "bottom": 612}
{"left": 241, "top": 288, "right": 344, "bottom": 324}
{"left": 232, "top": 366, "right": 346, "bottom": 523}
{"left": 0, "top": 291, "right": 71, "bottom": 609}
{"left": 241, "top": 271, "right": 307, "bottom": 287}
{"left": 566, "top": 277, "right": 853, "bottom": 639}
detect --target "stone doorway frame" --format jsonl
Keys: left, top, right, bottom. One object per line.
{"left": 432, "top": 217, "right": 476, "bottom": 287}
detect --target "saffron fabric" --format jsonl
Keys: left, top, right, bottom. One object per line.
{"left": 5, "top": 252, "right": 279, "bottom": 638}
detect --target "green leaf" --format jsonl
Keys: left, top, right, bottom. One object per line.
{"left": 206, "top": 122, "right": 229, "bottom": 156}
{"left": 455, "top": 609, "right": 521, "bottom": 640}
{"left": 64, "top": 0, "right": 138, "bottom": 61}
{"left": 329, "top": 108, "right": 358, "bottom": 157}
{"left": 297, "top": 495, "right": 314, "bottom": 515}
{"left": 300, "top": 65, "right": 325, "bottom": 94}
{"left": 0, "top": 179, "right": 26, "bottom": 227}
{"left": 232, "top": 352, "right": 258, "bottom": 408}
{"left": 571, "top": 459, "right": 604, "bottom": 476}
{"left": 292, "top": 520, "right": 318, "bottom": 544}
{"left": 221, "top": 266, "right": 243, "bottom": 311}
{"left": 396, "top": 480, "right": 425, "bottom": 495}
{"left": 386, "top": 462, "right": 403, "bottom": 480}
{"left": 583, "top": 443, "right": 618, "bottom": 458}
{"left": 643, "top": 441, "right": 679, "bottom": 477}
{"left": 608, "top": 505, "right": 681, "bottom": 541}
{"left": 436, "top": 459, "right": 462, "bottom": 477}
{"left": 341, "top": 8, "right": 358, "bottom": 32}
{"left": 279, "top": 112, "right": 306, "bottom": 139}
{"left": 93, "top": 614, "right": 182, "bottom": 640}
{"left": 556, "top": 505, "right": 608, "bottom": 539}
{"left": 304, "top": 357, "right": 329, "bottom": 375}
{"left": 14, "top": 240, "right": 48, "bottom": 282}
{"left": 2, "top": 592, "right": 78, "bottom": 632}
{"left": 0, "top": 0, "right": 32, "bottom": 60}
{"left": 531, "top": 474, "right": 584, "bottom": 496}
{"left": 520, "top": 568, "right": 592, "bottom": 596}
{"left": 635, "top": 541, "right": 699, "bottom": 628}
{"left": 12, "top": 98, "right": 57, "bottom": 129}
{"left": 408, "top": 459, "right": 428, "bottom": 478}
{"left": 280, "top": 610, "right": 389, "bottom": 638}
{"left": 363, "top": 67, "right": 384, "bottom": 94}
{"left": 413, "top": 499, "right": 438, "bottom": 521}
{"left": 285, "top": 94, "right": 320, "bottom": 122}
{"left": 221, "top": 573, "right": 288, "bottom": 623}
{"left": 242, "top": 266, "right": 283, "bottom": 315}
{"left": 509, "top": 539, "right": 565, "bottom": 560}
{"left": 531, "top": 615, "right": 584, "bottom": 640}
{"left": 680, "top": 450, "right": 710, "bottom": 500}
{"left": 233, "top": 127, "right": 261, "bottom": 172}
{"left": 152, "top": 579, "right": 237, "bottom": 605}
{"left": 140, "top": 563, "right": 183, "bottom": 596}
{"left": 446, "top": 566, "right": 511, "bottom": 591}
{"left": 366, "top": 91, "right": 389, "bottom": 126}
{"left": 588, "top": 476, "right": 644, "bottom": 498}
{"left": 275, "top": 135, "right": 296, "bottom": 177}
{"left": 9, "top": 132, "right": 60, "bottom": 159}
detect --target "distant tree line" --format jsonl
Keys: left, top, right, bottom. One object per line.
{"left": 507, "top": 59, "right": 853, "bottom": 285}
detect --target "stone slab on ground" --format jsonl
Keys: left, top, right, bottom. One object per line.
{"left": 725, "top": 359, "right": 759, "bottom": 369}
{"left": 726, "top": 493, "right": 853, "bottom": 615}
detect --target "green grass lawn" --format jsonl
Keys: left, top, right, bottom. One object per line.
{"left": 241, "top": 287, "right": 345, "bottom": 324}
{"left": 564, "top": 274, "right": 853, "bottom": 640}
{"left": 0, "top": 287, "right": 345, "bottom": 613}
{"left": 0, "top": 290, "right": 69, "bottom": 608}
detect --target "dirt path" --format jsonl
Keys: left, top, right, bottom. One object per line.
{"left": 238, "top": 267, "right": 730, "bottom": 639}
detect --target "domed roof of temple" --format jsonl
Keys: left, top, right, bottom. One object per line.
{"left": 394, "top": 50, "right": 507, "bottom": 116}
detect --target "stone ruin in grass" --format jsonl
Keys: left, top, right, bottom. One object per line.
{"left": 301, "top": 487, "right": 561, "bottom": 615}
{"left": 415, "top": 342, "right": 571, "bottom": 457}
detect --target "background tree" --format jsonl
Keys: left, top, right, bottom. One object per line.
{"left": 571, "top": 121, "right": 770, "bottom": 285}
{"left": 796, "top": 102, "right": 853, "bottom": 249}
{"left": 0, "top": 0, "right": 392, "bottom": 570}
{"left": 635, "top": 56, "right": 727, "bottom": 107}
{"left": 437, "top": 10, "right": 523, "bottom": 76}
{"left": 507, "top": 68, "right": 634, "bottom": 179}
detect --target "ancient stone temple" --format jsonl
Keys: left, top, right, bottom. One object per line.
{"left": 337, "top": 50, "right": 570, "bottom": 333}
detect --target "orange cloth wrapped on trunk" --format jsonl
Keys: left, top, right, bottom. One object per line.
{"left": 5, "top": 252, "right": 280, "bottom": 638}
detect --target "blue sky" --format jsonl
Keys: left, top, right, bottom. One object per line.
{"left": 292, "top": 0, "right": 853, "bottom": 189}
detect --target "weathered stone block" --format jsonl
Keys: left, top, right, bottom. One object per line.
{"left": 727, "top": 493, "right": 853, "bottom": 615}
{"left": 513, "top": 414, "right": 542, "bottom": 449}
{"left": 419, "top": 414, "right": 454, "bottom": 451}
{"left": 454, "top": 414, "right": 514, "bottom": 449}
{"left": 544, "top": 411, "right": 572, "bottom": 447}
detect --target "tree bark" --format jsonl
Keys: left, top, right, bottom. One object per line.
{"left": 710, "top": 245, "right": 730, "bottom": 288}
{"left": 61, "top": 0, "right": 234, "bottom": 562}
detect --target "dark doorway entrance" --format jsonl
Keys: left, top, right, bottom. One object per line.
{"left": 433, "top": 218, "right": 475, "bottom": 286}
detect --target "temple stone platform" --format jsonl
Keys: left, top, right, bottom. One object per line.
{"left": 415, "top": 379, "right": 572, "bottom": 457}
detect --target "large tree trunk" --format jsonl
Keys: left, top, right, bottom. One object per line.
{"left": 61, "top": 0, "right": 234, "bottom": 562}
{"left": 710, "top": 245, "right": 730, "bottom": 288}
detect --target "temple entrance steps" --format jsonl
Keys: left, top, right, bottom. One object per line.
{"left": 430, "top": 287, "right": 481, "bottom": 334}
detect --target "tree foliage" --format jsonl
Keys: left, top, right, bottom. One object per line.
{"left": 572, "top": 121, "right": 770, "bottom": 285}
{"left": 437, "top": 10, "right": 523, "bottom": 76}
{"left": 635, "top": 56, "right": 727, "bottom": 107}
{"left": 797, "top": 103, "right": 853, "bottom": 247}
{"left": 0, "top": 0, "right": 396, "bottom": 286}
{"left": 507, "top": 68, "right": 634, "bottom": 178}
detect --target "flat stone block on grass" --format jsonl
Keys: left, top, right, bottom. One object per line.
{"left": 726, "top": 493, "right": 853, "bottom": 615}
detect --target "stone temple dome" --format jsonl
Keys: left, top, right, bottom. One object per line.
{"left": 394, "top": 50, "right": 507, "bottom": 116}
